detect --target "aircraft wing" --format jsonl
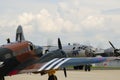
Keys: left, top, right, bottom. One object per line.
{"left": 11, "top": 57, "right": 117, "bottom": 75}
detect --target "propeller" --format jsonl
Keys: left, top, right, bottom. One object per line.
{"left": 58, "top": 38, "right": 62, "bottom": 49}
{"left": 0, "top": 61, "right": 4, "bottom": 67}
{"left": 63, "top": 67, "right": 67, "bottom": 77}
{"left": 58, "top": 38, "right": 67, "bottom": 77}
{"left": 16, "top": 25, "right": 25, "bottom": 42}
{"left": 109, "top": 41, "right": 116, "bottom": 50}
{"left": 109, "top": 41, "right": 120, "bottom": 56}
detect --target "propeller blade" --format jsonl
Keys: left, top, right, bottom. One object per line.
{"left": 63, "top": 67, "right": 67, "bottom": 77}
{"left": 109, "top": 41, "right": 116, "bottom": 50}
{"left": 16, "top": 25, "right": 25, "bottom": 42}
{"left": 0, "top": 61, "right": 4, "bottom": 67}
{"left": 109, "top": 41, "right": 120, "bottom": 56}
{"left": 58, "top": 38, "right": 62, "bottom": 49}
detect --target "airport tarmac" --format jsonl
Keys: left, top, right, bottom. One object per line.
{"left": 5, "top": 70, "right": 120, "bottom": 80}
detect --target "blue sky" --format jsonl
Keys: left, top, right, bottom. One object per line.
{"left": 0, "top": 0, "right": 120, "bottom": 49}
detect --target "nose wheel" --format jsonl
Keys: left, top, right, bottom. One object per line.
{"left": 0, "top": 76, "right": 5, "bottom": 80}
{"left": 48, "top": 70, "right": 58, "bottom": 80}
{"left": 48, "top": 75, "right": 57, "bottom": 80}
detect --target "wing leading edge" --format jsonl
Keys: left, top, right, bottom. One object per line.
{"left": 18, "top": 57, "right": 117, "bottom": 74}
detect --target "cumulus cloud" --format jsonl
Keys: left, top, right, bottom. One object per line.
{"left": 18, "top": 12, "right": 34, "bottom": 25}
{"left": 36, "top": 9, "right": 60, "bottom": 32}
{"left": 17, "top": 8, "right": 82, "bottom": 33}
{"left": 0, "top": 0, "right": 120, "bottom": 48}
{"left": 81, "top": 15, "right": 105, "bottom": 28}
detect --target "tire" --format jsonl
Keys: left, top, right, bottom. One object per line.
{"left": 88, "top": 65, "right": 91, "bottom": 71}
{"left": 85, "top": 65, "right": 91, "bottom": 72}
{"left": 73, "top": 66, "right": 78, "bottom": 70}
{"left": 0, "top": 76, "right": 4, "bottom": 80}
{"left": 85, "top": 65, "right": 88, "bottom": 71}
{"left": 78, "top": 65, "right": 84, "bottom": 70}
{"left": 74, "top": 65, "right": 83, "bottom": 70}
{"left": 48, "top": 75, "right": 57, "bottom": 80}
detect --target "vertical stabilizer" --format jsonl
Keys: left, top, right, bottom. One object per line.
{"left": 16, "top": 25, "right": 25, "bottom": 42}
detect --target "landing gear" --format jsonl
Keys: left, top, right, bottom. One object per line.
{"left": 48, "top": 75, "right": 57, "bottom": 80}
{"left": 48, "top": 70, "right": 57, "bottom": 80}
{"left": 0, "top": 76, "right": 5, "bottom": 80}
{"left": 73, "top": 65, "right": 84, "bottom": 70}
{"left": 85, "top": 65, "right": 91, "bottom": 72}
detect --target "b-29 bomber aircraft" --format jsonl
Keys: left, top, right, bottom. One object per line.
{"left": 44, "top": 41, "right": 120, "bottom": 72}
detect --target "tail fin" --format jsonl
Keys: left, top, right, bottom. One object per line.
{"left": 16, "top": 25, "right": 25, "bottom": 42}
